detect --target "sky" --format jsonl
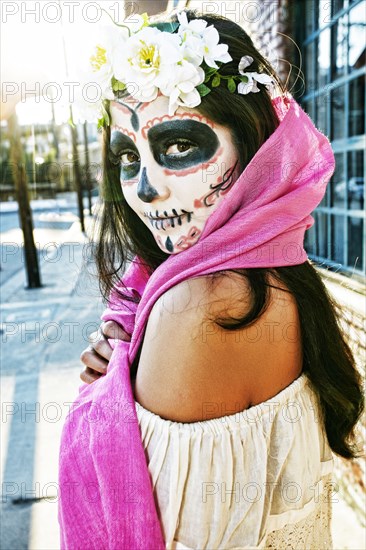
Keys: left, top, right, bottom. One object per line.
{"left": 1, "top": 0, "right": 127, "bottom": 124}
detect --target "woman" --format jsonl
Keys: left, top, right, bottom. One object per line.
{"left": 59, "top": 9, "right": 364, "bottom": 550}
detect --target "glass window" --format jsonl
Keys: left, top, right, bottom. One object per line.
{"left": 331, "top": 84, "right": 346, "bottom": 139}
{"left": 348, "top": 1, "right": 366, "bottom": 72}
{"left": 319, "top": 189, "right": 328, "bottom": 207}
{"left": 305, "top": 222, "right": 316, "bottom": 255}
{"left": 304, "top": 99, "right": 316, "bottom": 122}
{"left": 305, "top": 0, "right": 317, "bottom": 35}
{"left": 332, "top": 0, "right": 345, "bottom": 16}
{"left": 347, "top": 217, "right": 364, "bottom": 269}
{"left": 330, "top": 214, "right": 345, "bottom": 263}
{"left": 317, "top": 28, "right": 331, "bottom": 89}
{"left": 318, "top": 0, "right": 332, "bottom": 29}
{"left": 332, "top": 13, "right": 348, "bottom": 78}
{"left": 347, "top": 149, "right": 364, "bottom": 210}
{"left": 317, "top": 93, "right": 328, "bottom": 134}
{"left": 349, "top": 76, "right": 365, "bottom": 136}
{"left": 316, "top": 211, "right": 328, "bottom": 257}
{"left": 305, "top": 41, "right": 317, "bottom": 95}
{"left": 331, "top": 153, "right": 346, "bottom": 207}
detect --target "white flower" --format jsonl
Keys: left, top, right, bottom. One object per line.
{"left": 177, "top": 11, "right": 207, "bottom": 36}
{"left": 238, "top": 55, "right": 275, "bottom": 95}
{"left": 238, "top": 55, "right": 254, "bottom": 73}
{"left": 238, "top": 72, "right": 275, "bottom": 94}
{"left": 177, "top": 12, "right": 206, "bottom": 66}
{"left": 201, "top": 25, "right": 232, "bottom": 68}
{"left": 169, "top": 87, "right": 201, "bottom": 115}
{"left": 178, "top": 11, "right": 232, "bottom": 69}
{"left": 88, "top": 55, "right": 114, "bottom": 100}
{"left": 125, "top": 12, "right": 149, "bottom": 34}
{"left": 85, "top": 25, "right": 128, "bottom": 101}
{"left": 156, "top": 61, "right": 205, "bottom": 114}
{"left": 76, "top": 13, "right": 275, "bottom": 122}
{"left": 180, "top": 33, "right": 205, "bottom": 66}
{"left": 113, "top": 27, "right": 183, "bottom": 102}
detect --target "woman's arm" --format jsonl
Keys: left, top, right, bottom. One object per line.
{"left": 134, "top": 273, "right": 303, "bottom": 422}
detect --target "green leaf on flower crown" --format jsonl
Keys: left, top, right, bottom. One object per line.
{"left": 205, "top": 66, "right": 217, "bottom": 75}
{"left": 212, "top": 74, "right": 221, "bottom": 87}
{"left": 196, "top": 84, "right": 211, "bottom": 97}
{"left": 227, "top": 77, "right": 236, "bottom": 93}
{"left": 149, "top": 21, "right": 179, "bottom": 33}
{"left": 112, "top": 77, "right": 126, "bottom": 92}
{"left": 97, "top": 102, "right": 110, "bottom": 129}
{"left": 204, "top": 69, "right": 217, "bottom": 83}
{"left": 239, "top": 75, "right": 249, "bottom": 83}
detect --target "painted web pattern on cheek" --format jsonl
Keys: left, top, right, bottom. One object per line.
{"left": 194, "top": 162, "right": 238, "bottom": 208}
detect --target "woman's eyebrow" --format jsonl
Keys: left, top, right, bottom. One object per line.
{"left": 141, "top": 113, "right": 214, "bottom": 139}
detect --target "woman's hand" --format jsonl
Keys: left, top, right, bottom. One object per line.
{"left": 80, "top": 320, "right": 131, "bottom": 384}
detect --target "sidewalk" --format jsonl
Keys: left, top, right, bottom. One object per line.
{"left": 1, "top": 221, "right": 365, "bottom": 548}
{"left": 1, "top": 221, "right": 105, "bottom": 549}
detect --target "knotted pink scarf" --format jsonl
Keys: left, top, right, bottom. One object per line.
{"left": 58, "top": 95, "right": 335, "bottom": 549}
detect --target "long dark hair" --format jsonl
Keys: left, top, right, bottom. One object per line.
{"left": 94, "top": 10, "right": 364, "bottom": 459}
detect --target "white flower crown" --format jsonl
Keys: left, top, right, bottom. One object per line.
{"left": 80, "top": 11, "right": 275, "bottom": 127}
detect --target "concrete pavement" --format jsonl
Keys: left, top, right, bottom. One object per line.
{"left": 1, "top": 219, "right": 105, "bottom": 549}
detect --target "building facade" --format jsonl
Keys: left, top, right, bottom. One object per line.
{"left": 166, "top": 0, "right": 365, "bottom": 279}
{"left": 295, "top": 0, "right": 365, "bottom": 279}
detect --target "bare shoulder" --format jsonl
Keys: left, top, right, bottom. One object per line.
{"left": 133, "top": 272, "right": 303, "bottom": 422}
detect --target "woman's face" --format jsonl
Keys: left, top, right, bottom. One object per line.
{"left": 110, "top": 95, "right": 240, "bottom": 254}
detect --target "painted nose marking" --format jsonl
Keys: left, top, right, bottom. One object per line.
{"left": 137, "top": 167, "right": 159, "bottom": 203}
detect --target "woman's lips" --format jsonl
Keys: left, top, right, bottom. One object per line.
{"left": 143, "top": 210, "right": 192, "bottom": 231}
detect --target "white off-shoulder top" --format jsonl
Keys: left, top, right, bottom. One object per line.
{"left": 134, "top": 373, "right": 334, "bottom": 550}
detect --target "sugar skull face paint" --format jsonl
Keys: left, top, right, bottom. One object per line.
{"left": 110, "top": 95, "right": 240, "bottom": 254}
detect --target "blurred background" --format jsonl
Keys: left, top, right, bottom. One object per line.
{"left": 1, "top": 0, "right": 365, "bottom": 548}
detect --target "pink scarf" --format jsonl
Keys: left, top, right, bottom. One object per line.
{"left": 58, "top": 95, "right": 335, "bottom": 549}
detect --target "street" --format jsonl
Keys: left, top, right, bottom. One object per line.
{"left": 1, "top": 195, "right": 104, "bottom": 549}
{"left": 0, "top": 194, "right": 94, "bottom": 285}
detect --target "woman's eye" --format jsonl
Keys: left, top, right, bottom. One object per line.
{"left": 165, "top": 142, "right": 195, "bottom": 156}
{"left": 121, "top": 151, "right": 140, "bottom": 165}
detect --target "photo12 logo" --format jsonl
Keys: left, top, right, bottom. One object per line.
{"left": 1, "top": 2, "right": 140, "bottom": 24}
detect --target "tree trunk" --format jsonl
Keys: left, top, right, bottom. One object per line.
{"left": 69, "top": 107, "right": 85, "bottom": 233}
{"left": 8, "top": 113, "right": 42, "bottom": 288}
